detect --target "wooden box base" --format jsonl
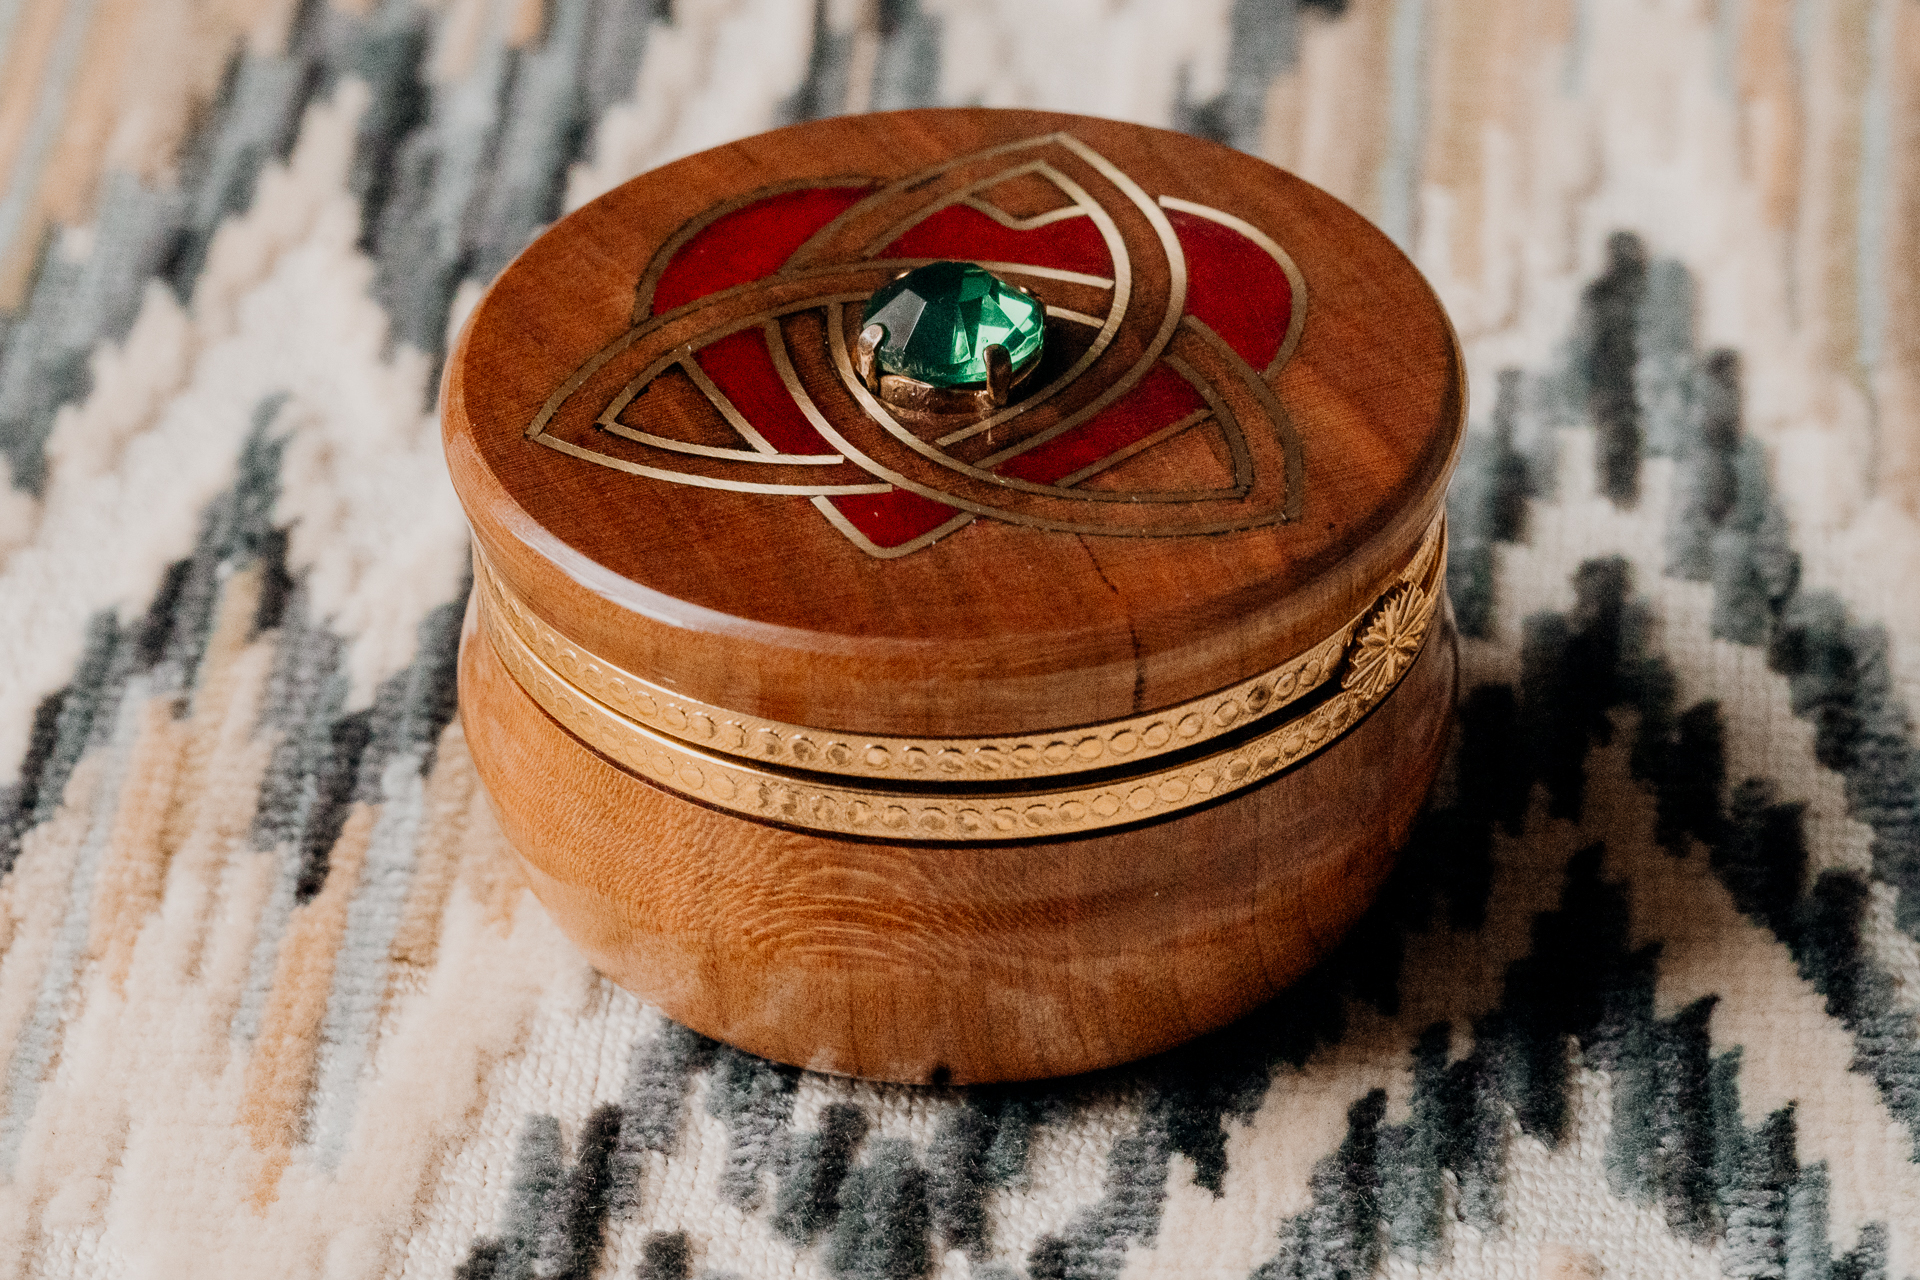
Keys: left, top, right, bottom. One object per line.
{"left": 457, "top": 597, "right": 1458, "bottom": 1084}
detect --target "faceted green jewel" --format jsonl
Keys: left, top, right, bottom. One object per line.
{"left": 860, "top": 261, "right": 1044, "bottom": 388}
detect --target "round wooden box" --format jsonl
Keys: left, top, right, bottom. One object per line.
{"left": 442, "top": 109, "right": 1464, "bottom": 1084}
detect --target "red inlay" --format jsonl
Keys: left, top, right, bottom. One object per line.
{"left": 1168, "top": 208, "right": 1293, "bottom": 371}
{"left": 994, "top": 363, "right": 1205, "bottom": 486}
{"left": 651, "top": 187, "right": 872, "bottom": 315}
{"left": 882, "top": 205, "right": 1113, "bottom": 281}
{"left": 693, "top": 329, "right": 835, "bottom": 456}
{"left": 634, "top": 192, "right": 1294, "bottom": 553}
{"left": 828, "top": 488, "right": 962, "bottom": 550}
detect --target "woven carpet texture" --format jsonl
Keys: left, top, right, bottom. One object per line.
{"left": 4, "top": 0, "right": 1920, "bottom": 1276}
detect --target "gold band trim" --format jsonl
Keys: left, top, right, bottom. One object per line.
{"left": 474, "top": 514, "right": 1442, "bottom": 786}
{"left": 473, "top": 519, "right": 1446, "bottom": 841}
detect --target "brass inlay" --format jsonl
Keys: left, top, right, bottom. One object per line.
{"left": 519, "top": 132, "right": 1310, "bottom": 554}
{"left": 473, "top": 517, "right": 1446, "bottom": 840}
{"left": 1158, "top": 196, "right": 1308, "bottom": 379}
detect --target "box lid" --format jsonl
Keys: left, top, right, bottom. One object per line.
{"left": 443, "top": 109, "right": 1462, "bottom": 744}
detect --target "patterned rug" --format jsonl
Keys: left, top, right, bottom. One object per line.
{"left": 3, "top": 1, "right": 1919, "bottom": 1276}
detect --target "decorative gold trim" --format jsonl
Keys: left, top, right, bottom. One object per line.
{"left": 474, "top": 514, "right": 1444, "bottom": 784}
{"left": 476, "top": 518, "right": 1446, "bottom": 841}
{"left": 853, "top": 153, "right": 1136, "bottom": 440}
{"left": 809, "top": 498, "right": 976, "bottom": 560}
{"left": 1157, "top": 196, "right": 1308, "bottom": 379}
{"left": 920, "top": 142, "right": 1184, "bottom": 452}
{"left": 1047, "top": 306, "right": 1106, "bottom": 328}
{"left": 527, "top": 431, "right": 893, "bottom": 497}
{"left": 804, "top": 306, "right": 1300, "bottom": 537}
{"left": 519, "top": 134, "right": 1310, "bottom": 555}
{"left": 531, "top": 136, "right": 1150, "bottom": 473}
{"left": 600, "top": 356, "right": 847, "bottom": 465}
{"left": 1344, "top": 584, "right": 1428, "bottom": 701}
{"left": 959, "top": 195, "right": 1089, "bottom": 232}
{"left": 629, "top": 176, "right": 876, "bottom": 323}
{"left": 859, "top": 298, "right": 1046, "bottom": 424}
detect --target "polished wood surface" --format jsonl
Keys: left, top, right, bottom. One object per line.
{"left": 458, "top": 595, "right": 1460, "bottom": 1084}
{"left": 443, "top": 109, "right": 1463, "bottom": 738}
{"left": 444, "top": 108, "right": 1468, "bottom": 1082}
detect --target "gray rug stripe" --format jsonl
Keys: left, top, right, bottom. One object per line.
{"left": 0, "top": 667, "right": 145, "bottom": 1172}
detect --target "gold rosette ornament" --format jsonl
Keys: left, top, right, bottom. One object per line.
{"left": 1344, "top": 582, "right": 1434, "bottom": 702}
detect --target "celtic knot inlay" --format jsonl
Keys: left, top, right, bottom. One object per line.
{"left": 525, "top": 133, "right": 1308, "bottom": 558}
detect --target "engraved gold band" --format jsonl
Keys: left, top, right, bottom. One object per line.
{"left": 475, "top": 513, "right": 1441, "bottom": 784}
{"left": 473, "top": 516, "right": 1446, "bottom": 841}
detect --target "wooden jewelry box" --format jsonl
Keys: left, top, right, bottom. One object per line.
{"left": 442, "top": 109, "right": 1464, "bottom": 1084}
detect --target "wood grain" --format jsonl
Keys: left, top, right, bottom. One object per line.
{"left": 443, "top": 108, "right": 1468, "bottom": 1082}
{"left": 458, "top": 593, "right": 1460, "bottom": 1084}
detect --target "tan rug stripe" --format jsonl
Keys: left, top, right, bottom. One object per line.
{"left": 0, "top": 691, "right": 163, "bottom": 1267}
{"left": 1739, "top": 0, "right": 1803, "bottom": 236}
{"left": 388, "top": 722, "right": 485, "bottom": 977}
{"left": 1874, "top": 8, "right": 1920, "bottom": 502}
{"left": 0, "top": 0, "right": 304, "bottom": 305}
{"left": 1260, "top": 0, "right": 1395, "bottom": 222}
{"left": 1798, "top": 0, "right": 1873, "bottom": 388}
{"left": 0, "top": 0, "right": 70, "bottom": 291}
{"left": 320, "top": 876, "right": 605, "bottom": 1277}
{"left": 81, "top": 696, "right": 184, "bottom": 992}
{"left": 6, "top": 639, "right": 275, "bottom": 1272}
{"left": 22, "top": 0, "right": 137, "bottom": 231}
{"left": 239, "top": 798, "right": 375, "bottom": 1201}
{"left": 154, "top": 565, "right": 278, "bottom": 991}
{"left": 0, "top": 750, "right": 95, "bottom": 988}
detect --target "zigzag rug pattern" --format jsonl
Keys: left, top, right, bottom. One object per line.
{"left": 1, "top": 1, "right": 1919, "bottom": 1277}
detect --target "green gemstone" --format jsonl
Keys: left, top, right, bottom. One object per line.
{"left": 860, "top": 261, "right": 1044, "bottom": 388}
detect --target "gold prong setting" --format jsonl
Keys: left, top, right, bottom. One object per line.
{"left": 855, "top": 323, "right": 885, "bottom": 393}
{"left": 858, "top": 263, "right": 1046, "bottom": 422}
